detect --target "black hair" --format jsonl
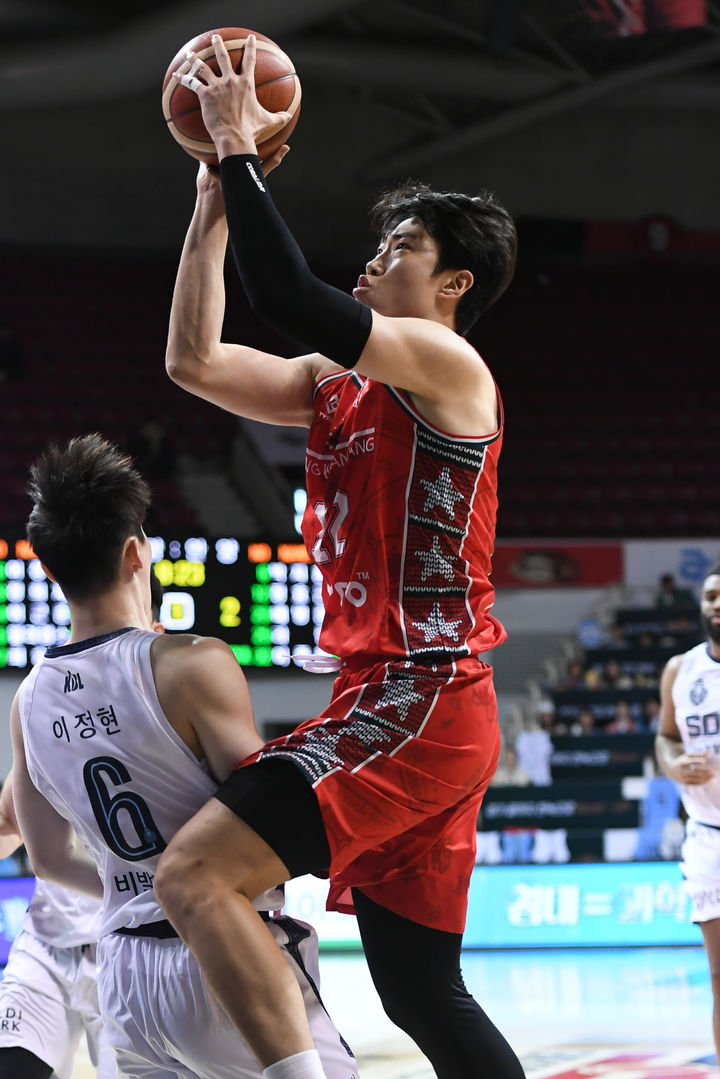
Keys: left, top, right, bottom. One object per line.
{"left": 26, "top": 433, "right": 151, "bottom": 603}
{"left": 150, "top": 570, "right": 164, "bottom": 622}
{"left": 370, "top": 181, "right": 517, "bottom": 334}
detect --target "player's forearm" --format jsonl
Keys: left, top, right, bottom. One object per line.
{"left": 655, "top": 733, "right": 683, "bottom": 778}
{"left": 30, "top": 840, "right": 103, "bottom": 900}
{"left": 219, "top": 154, "right": 372, "bottom": 367}
{"left": 0, "top": 830, "right": 22, "bottom": 860}
{"left": 166, "top": 193, "right": 229, "bottom": 387}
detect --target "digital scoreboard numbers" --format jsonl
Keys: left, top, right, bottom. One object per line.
{"left": 0, "top": 537, "right": 328, "bottom": 672}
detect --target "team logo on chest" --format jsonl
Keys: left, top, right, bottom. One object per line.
{"left": 690, "top": 678, "right": 708, "bottom": 706}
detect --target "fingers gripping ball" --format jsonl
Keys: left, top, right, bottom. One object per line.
{"left": 162, "top": 27, "right": 301, "bottom": 164}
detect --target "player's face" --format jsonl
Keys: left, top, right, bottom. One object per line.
{"left": 701, "top": 574, "right": 720, "bottom": 644}
{"left": 353, "top": 217, "right": 445, "bottom": 318}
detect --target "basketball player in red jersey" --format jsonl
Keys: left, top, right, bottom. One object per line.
{"left": 159, "top": 35, "right": 523, "bottom": 1079}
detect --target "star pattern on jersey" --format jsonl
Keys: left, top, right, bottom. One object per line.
{"left": 276, "top": 728, "right": 347, "bottom": 772}
{"left": 420, "top": 466, "right": 466, "bottom": 518}
{"left": 415, "top": 535, "right": 456, "bottom": 582}
{"left": 375, "top": 678, "right": 425, "bottom": 723}
{"left": 345, "top": 719, "right": 394, "bottom": 750}
{"left": 412, "top": 602, "right": 463, "bottom": 643}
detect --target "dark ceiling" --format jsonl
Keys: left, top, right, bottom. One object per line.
{"left": 3, "top": 0, "right": 720, "bottom": 257}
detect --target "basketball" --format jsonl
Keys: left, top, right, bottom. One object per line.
{"left": 161, "top": 27, "right": 301, "bottom": 164}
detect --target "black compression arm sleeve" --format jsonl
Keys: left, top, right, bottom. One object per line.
{"left": 219, "top": 154, "right": 372, "bottom": 368}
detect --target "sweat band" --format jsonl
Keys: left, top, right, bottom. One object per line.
{"left": 219, "top": 154, "right": 372, "bottom": 369}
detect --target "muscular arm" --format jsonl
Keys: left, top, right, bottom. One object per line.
{"left": 655, "top": 655, "right": 713, "bottom": 785}
{"left": 219, "top": 155, "right": 497, "bottom": 433}
{"left": 10, "top": 695, "right": 103, "bottom": 898}
{"left": 174, "top": 35, "right": 497, "bottom": 433}
{"left": 150, "top": 634, "right": 263, "bottom": 783}
{"left": 165, "top": 167, "right": 325, "bottom": 426}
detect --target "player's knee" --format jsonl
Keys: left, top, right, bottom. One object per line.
{"left": 155, "top": 838, "right": 258, "bottom": 933}
{"left": 154, "top": 842, "right": 217, "bottom": 925}
{"left": 371, "top": 969, "right": 421, "bottom": 1034}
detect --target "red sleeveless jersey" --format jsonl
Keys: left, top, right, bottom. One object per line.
{"left": 302, "top": 369, "right": 506, "bottom": 663}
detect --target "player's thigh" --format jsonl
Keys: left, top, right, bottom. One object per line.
{"left": 156, "top": 794, "right": 293, "bottom": 910}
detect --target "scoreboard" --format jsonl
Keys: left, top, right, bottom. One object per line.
{"left": 0, "top": 536, "right": 327, "bottom": 673}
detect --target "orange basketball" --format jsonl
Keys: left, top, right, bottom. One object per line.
{"left": 161, "top": 27, "right": 301, "bottom": 164}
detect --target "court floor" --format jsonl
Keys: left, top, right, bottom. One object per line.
{"left": 70, "top": 943, "right": 718, "bottom": 1077}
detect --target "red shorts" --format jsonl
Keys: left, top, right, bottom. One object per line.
{"left": 256, "top": 656, "right": 500, "bottom": 934}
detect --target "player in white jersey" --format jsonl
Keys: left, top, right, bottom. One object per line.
{"left": 0, "top": 772, "right": 112, "bottom": 1079}
{"left": 656, "top": 564, "right": 720, "bottom": 1063}
{"left": 0, "top": 579, "right": 166, "bottom": 1079}
{"left": 9, "top": 434, "right": 357, "bottom": 1079}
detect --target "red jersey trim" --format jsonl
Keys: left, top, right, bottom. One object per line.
{"left": 388, "top": 385, "right": 502, "bottom": 445}
{"left": 313, "top": 370, "right": 363, "bottom": 399}
{"left": 313, "top": 371, "right": 503, "bottom": 446}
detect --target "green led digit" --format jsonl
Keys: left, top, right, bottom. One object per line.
{"left": 255, "top": 563, "right": 271, "bottom": 584}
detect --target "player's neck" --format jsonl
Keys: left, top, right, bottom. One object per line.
{"left": 66, "top": 591, "right": 147, "bottom": 645}
{"left": 708, "top": 638, "right": 720, "bottom": 662}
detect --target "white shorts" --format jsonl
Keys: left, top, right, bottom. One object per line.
{"left": 0, "top": 928, "right": 115, "bottom": 1079}
{"left": 98, "top": 915, "right": 358, "bottom": 1079}
{"left": 680, "top": 818, "right": 720, "bottom": 923}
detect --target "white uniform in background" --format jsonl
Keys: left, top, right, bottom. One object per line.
{"left": 0, "top": 879, "right": 115, "bottom": 1079}
{"left": 672, "top": 642, "right": 720, "bottom": 922}
{"left": 17, "top": 627, "right": 357, "bottom": 1079}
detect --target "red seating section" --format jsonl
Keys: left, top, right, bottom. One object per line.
{"left": 2, "top": 250, "right": 718, "bottom": 538}
{"left": 475, "top": 259, "right": 720, "bottom": 538}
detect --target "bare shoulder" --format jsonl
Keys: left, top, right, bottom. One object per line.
{"left": 662, "top": 653, "right": 685, "bottom": 681}
{"left": 149, "top": 635, "right": 249, "bottom": 703}
{"left": 150, "top": 633, "right": 238, "bottom": 674}
{"left": 404, "top": 323, "right": 498, "bottom": 435}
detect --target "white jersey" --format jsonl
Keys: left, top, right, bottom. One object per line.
{"left": 671, "top": 641, "right": 720, "bottom": 826}
{"left": 22, "top": 878, "right": 102, "bottom": 948}
{"left": 18, "top": 627, "right": 282, "bottom": 936}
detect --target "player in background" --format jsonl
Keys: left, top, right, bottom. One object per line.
{"left": 656, "top": 565, "right": 720, "bottom": 1065}
{"left": 10, "top": 434, "right": 357, "bottom": 1079}
{"left": 160, "top": 34, "right": 523, "bottom": 1079}
{"left": 0, "top": 575, "right": 165, "bottom": 1079}
{"left": 0, "top": 770, "right": 113, "bottom": 1079}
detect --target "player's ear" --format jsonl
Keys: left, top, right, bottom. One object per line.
{"left": 122, "top": 535, "right": 145, "bottom": 574}
{"left": 440, "top": 269, "right": 473, "bottom": 299}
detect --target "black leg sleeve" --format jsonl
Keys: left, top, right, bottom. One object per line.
{"left": 352, "top": 888, "right": 526, "bottom": 1079}
{"left": 219, "top": 154, "right": 372, "bottom": 367}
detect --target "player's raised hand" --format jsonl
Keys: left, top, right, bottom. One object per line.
{"left": 175, "top": 34, "right": 292, "bottom": 160}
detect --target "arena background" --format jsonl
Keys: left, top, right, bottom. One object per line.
{"left": 1, "top": 2, "right": 720, "bottom": 1076}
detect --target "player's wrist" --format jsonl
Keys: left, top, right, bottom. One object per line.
{"left": 214, "top": 130, "right": 257, "bottom": 160}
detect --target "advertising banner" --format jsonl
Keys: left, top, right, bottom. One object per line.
{"left": 282, "top": 862, "right": 699, "bottom": 950}
{"left": 492, "top": 543, "right": 623, "bottom": 588}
